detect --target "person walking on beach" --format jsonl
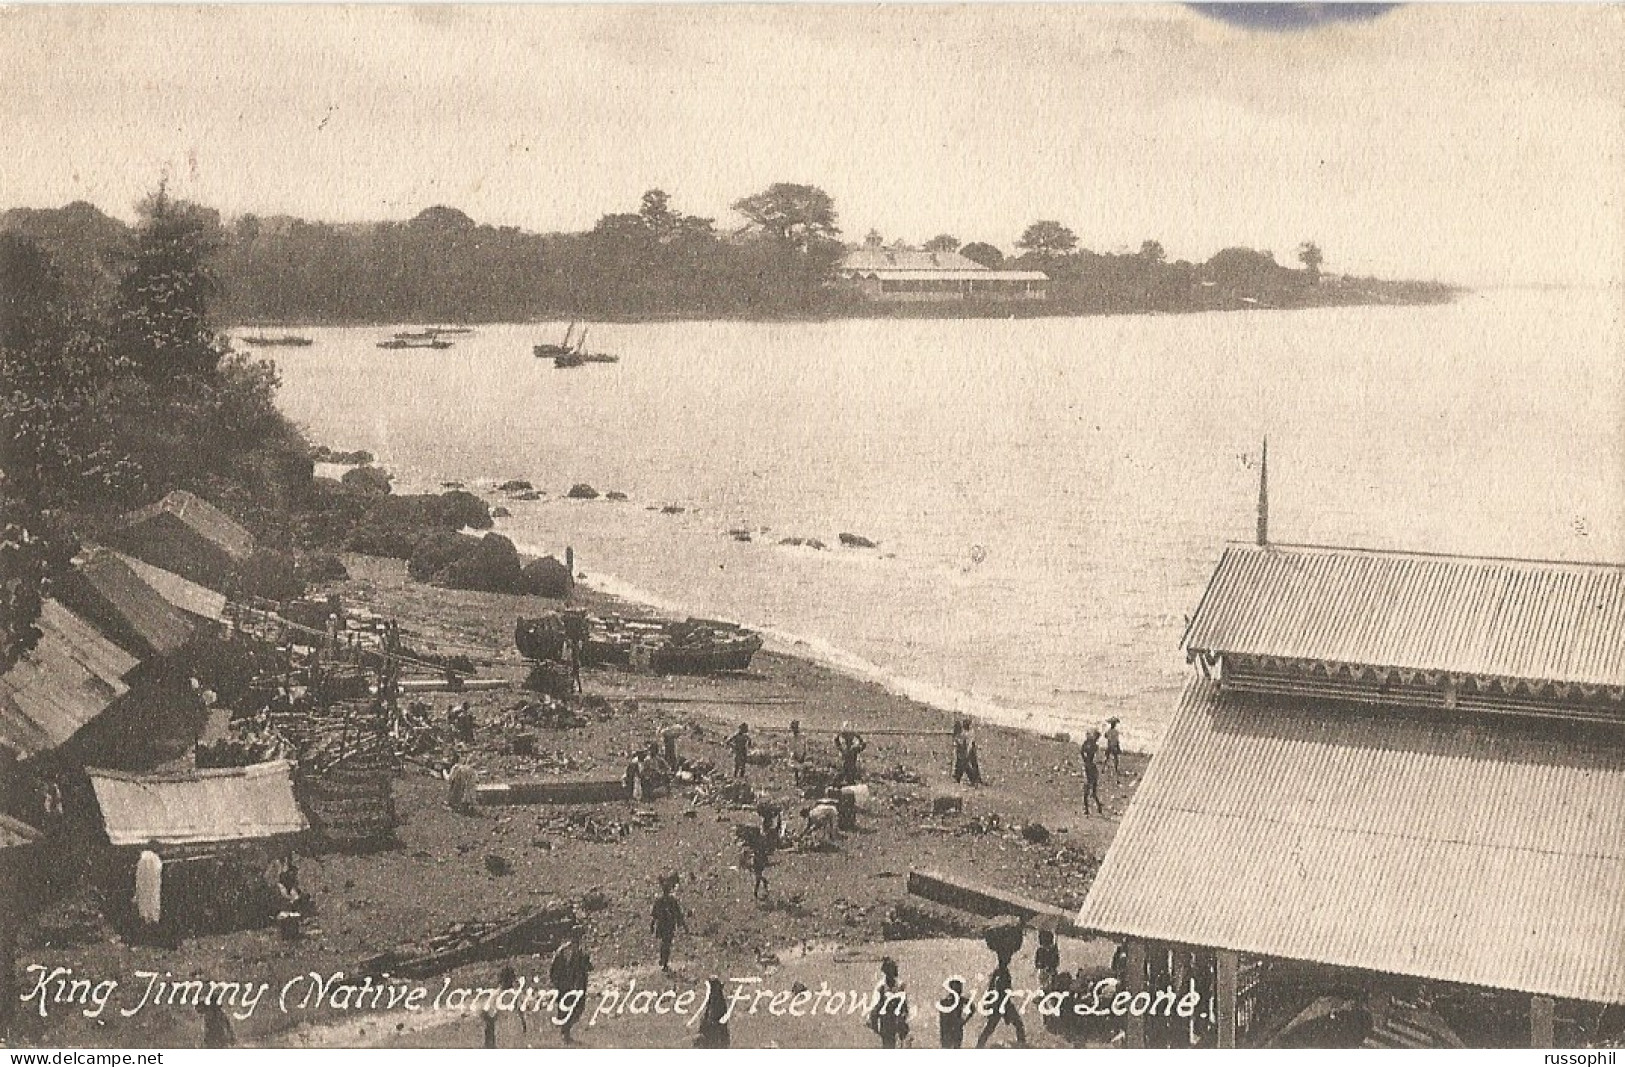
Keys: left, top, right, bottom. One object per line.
{"left": 661, "top": 721, "right": 682, "bottom": 769}
{"left": 938, "top": 978, "right": 971, "bottom": 1048}
{"left": 651, "top": 878, "right": 688, "bottom": 971}
{"left": 448, "top": 749, "right": 478, "bottom": 814}
{"left": 696, "top": 975, "right": 731, "bottom": 1048}
{"left": 1034, "top": 929, "right": 1061, "bottom": 989}
{"left": 975, "top": 960, "right": 1028, "bottom": 1048}
{"left": 1080, "top": 730, "right": 1105, "bottom": 816}
{"left": 730, "top": 723, "right": 752, "bottom": 778}
{"left": 868, "top": 956, "right": 910, "bottom": 1048}
{"left": 747, "top": 834, "right": 773, "bottom": 899}
{"left": 198, "top": 997, "right": 235, "bottom": 1048}
{"left": 1105, "top": 717, "right": 1123, "bottom": 781}
{"left": 549, "top": 936, "right": 591, "bottom": 1044}
{"left": 836, "top": 722, "right": 867, "bottom": 785}
{"left": 952, "top": 718, "right": 983, "bottom": 786}
{"left": 482, "top": 966, "right": 523, "bottom": 1048}
{"left": 788, "top": 719, "right": 807, "bottom": 785}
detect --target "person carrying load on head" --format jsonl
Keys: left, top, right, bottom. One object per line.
{"left": 835, "top": 721, "right": 867, "bottom": 785}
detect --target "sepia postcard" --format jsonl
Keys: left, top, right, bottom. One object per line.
{"left": 1, "top": 3, "right": 1622, "bottom": 1052}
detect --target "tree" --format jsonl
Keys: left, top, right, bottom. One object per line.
{"left": 923, "top": 234, "right": 961, "bottom": 253}
{"left": 112, "top": 186, "right": 228, "bottom": 381}
{"left": 639, "top": 189, "right": 681, "bottom": 243}
{"left": 0, "top": 234, "right": 133, "bottom": 505}
{"left": 1016, "top": 220, "right": 1078, "bottom": 259}
{"left": 960, "top": 242, "right": 1005, "bottom": 270}
{"left": 1298, "top": 241, "right": 1324, "bottom": 284}
{"left": 731, "top": 183, "right": 840, "bottom": 251}
{"left": 1139, "top": 240, "right": 1167, "bottom": 263}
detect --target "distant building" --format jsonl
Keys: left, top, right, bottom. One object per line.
{"left": 1078, "top": 543, "right": 1625, "bottom": 1049}
{"left": 836, "top": 249, "right": 1047, "bottom": 304}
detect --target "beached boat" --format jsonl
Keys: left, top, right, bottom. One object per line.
{"left": 520, "top": 612, "right": 760, "bottom": 674}
{"left": 241, "top": 334, "right": 314, "bottom": 347}
{"left": 377, "top": 337, "right": 453, "bottom": 350}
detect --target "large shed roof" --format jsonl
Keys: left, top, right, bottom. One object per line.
{"left": 112, "top": 552, "right": 229, "bottom": 623}
{"left": 64, "top": 548, "right": 195, "bottom": 657}
{"left": 1077, "top": 678, "right": 1625, "bottom": 1004}
{"left": 1184, "top": 543, "right": 1625, "bottom": 691}
{"left": 0, "top": 600, "right": 138, "bottom": 759}
{"left": 88, "top": 760, "right": 307, "bottom": 848}
{"left": 117, "top": 490, "right": 255, "bottom": 562}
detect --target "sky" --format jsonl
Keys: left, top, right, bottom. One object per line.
{"left": 2, "top": 4, "right": 1622, "bottom": 287}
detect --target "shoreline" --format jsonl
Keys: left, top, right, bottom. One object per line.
{"left": 229, "top": 288, "right": 1465, "bottom": 331}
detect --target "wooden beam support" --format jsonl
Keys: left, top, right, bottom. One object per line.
{"left": 1124, "top": 939, "right": 1147, "bottom": 1049}
{"left": 1215, "top": 949, "right": 1239, "bottom": 1049}
{"left": 1530, "top": 995, "right": 1555, "bottom": 1048}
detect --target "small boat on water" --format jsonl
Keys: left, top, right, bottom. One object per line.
{"left": 541, "top": 325, "right": 619, "bottom": 368}
{"left": 377, "top": 336, "right": 453, "bottom": 350}
{"left": 241, "top": 334, "right": 314, "bottom": 347}
{"left": 533, "top": 322, "right": 579, "bottom": 358}
{"left": 553, "top": 350, "right": 619, "bottom": 368}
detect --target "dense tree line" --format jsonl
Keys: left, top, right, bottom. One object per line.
{"left": 3, "top": 191, "right": 1455, "bottom": 329}
{"left": 0, "top": 189, "right": 309, "bottom": 668}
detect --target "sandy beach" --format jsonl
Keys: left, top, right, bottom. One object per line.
{"left": 14, "top": 554, "right": 1143, "bottom": 1049}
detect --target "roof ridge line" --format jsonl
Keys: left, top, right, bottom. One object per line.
{"left": 1227, "top": 539, "right": 1625, "bottom": 571}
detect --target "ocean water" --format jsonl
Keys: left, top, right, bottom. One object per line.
{"left": 260, "top": 289, "right": 1624, "bottom": 751}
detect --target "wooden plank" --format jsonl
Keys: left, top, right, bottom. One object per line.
{"left": 1124, "top": 940, "right": 1147, "bottom": 1049}
{"left": 905, "top": 868, "right": 1083, "bottom": 935}
{"left": 475, "top": 778, "right": 627, "bottom": 806}
{"left": 397, "top": 677, "right": 512, "bottom": 694}
{"left": 1216, "top": 949, "right": 1238, "bottom": 1049}
{"left": 1530, "top": 995, "right": 1555, "bottom": 1048}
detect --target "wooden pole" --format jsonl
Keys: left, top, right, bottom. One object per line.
{"left": 1215, "top": 949, "right": 1239, "bottom": 1049}
{"left": 1530, "top": 994, "right": 1555, "bottom": 1048}
{"left": 1124, "top": 939, "right": 1147, "bottom": 1049}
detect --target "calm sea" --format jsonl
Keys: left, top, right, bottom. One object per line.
{"left": 260, "top": 289, "right": 1624, "bottom": 751}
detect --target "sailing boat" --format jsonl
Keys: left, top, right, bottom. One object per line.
{"left": 533, "top": 323, "right": 578, "bottom": 358}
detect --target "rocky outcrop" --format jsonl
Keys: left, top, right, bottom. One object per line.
{"left": 839, "top": 532, "right": 878, "bottom": 549}
{"left": 522, "top": 556, "right": 574, "bottom": 599}
{"left": 342, "top": 465, "right": 393, "bottom": 495}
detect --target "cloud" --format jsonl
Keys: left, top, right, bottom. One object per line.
{"left": 1192, "top": 4, "right": 1400, "bottom": 33}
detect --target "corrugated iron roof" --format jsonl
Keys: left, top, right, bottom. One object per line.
{"left": 839, "top": 248, "right": 988, "bottom": 272}
{"left": 1184, "top": 543, "right": 1625, "bottom": 689}
{"left": 853, "top": 269, "right": 1049, "bottom": 282}
{"left": 66, "top": 548, "right": 195, "bottom": 657}
{"left": 0, "top": 600, "right": 138, "bottom": 759}
{"left": 117, "top": 490, "right": 255, "bottom": 562}
{"left": 1076, "top": 678, "right": 1625, "bottom": 1004}
{"left": 0, "top": 813, "right": 41, "bottom": 849}
{"left": 88, "top": 760, "right": 308, "bottom": 847}
{"left": 111, "top": 552, "right": 229, "bottom": 623}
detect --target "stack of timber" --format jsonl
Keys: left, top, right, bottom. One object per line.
{"left": 907, "top": 868, "right": 1085, "bottom": 936}
{"left": 299, "top": 739, "right": 399, "bottom": 849}
{"left": 356, "top": 902, "right": 580, "bottom": 979}
{"left": 475, "top": 777, "right": 627, "bottom": 806}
